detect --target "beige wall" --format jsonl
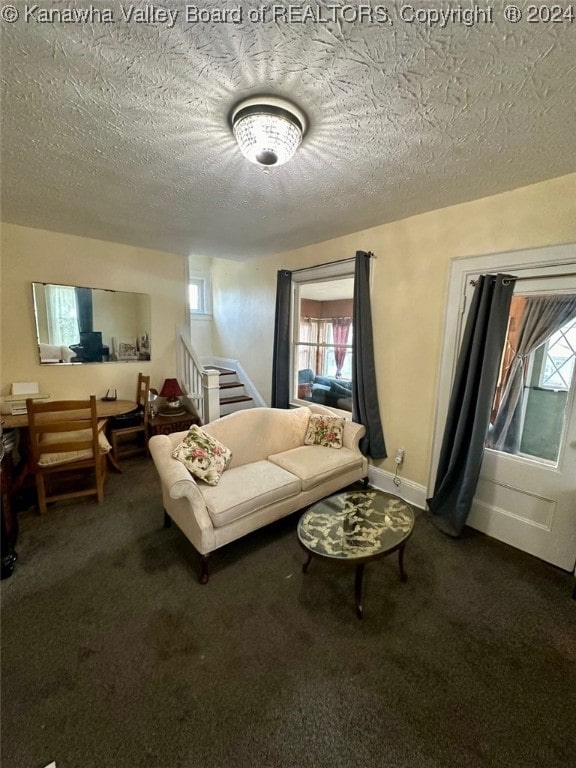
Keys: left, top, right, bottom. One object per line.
{"left": 0, "top": 223, "right": 188, "bottom": 400}
{"left": 2, "top": 175, "right": 574, "bottom": 486}
{"left": 211, "top": 173, "right": 576, "bottom": 487}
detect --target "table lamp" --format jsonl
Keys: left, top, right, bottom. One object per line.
{"left": 158, "top": 378, "right": 185, "bottom": 415}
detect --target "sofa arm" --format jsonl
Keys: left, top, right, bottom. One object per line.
{"left": 148, "top": 435, "right": 212, "bottom": 527}
{"left": 343, "top": 421, "right": 366, "bottom": 451}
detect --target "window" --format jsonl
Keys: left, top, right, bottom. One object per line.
{"left": 291, "top": 262, "right": 354, "bottom": 412}
{"left": 489, "top": 296, "right": 576, "bottom": 464}
{"left": 187, "top": 263, "right": 212, "bottom": 318}
{"left": 189, "top": 277, "right": 206, "bottom": 314}
{"left": 45, "top": 284, "right": 79, "bottom": 346}
{"left": 538, "top": 317, "right": 576, "bottom": 391}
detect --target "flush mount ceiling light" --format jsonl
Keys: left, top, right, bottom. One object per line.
{"left": 231, "top": 96, "right": 307, "bottom": 167}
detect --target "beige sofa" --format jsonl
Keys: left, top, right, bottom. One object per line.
{"left": 149, "top": 404, "right": 368, "bottom": 583}
{"left": 39, "top": 342, "right": 74, "bottom": 363}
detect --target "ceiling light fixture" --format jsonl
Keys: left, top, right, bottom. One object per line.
{"left": 231, "top": 96, "right": 307, "bottom": 167}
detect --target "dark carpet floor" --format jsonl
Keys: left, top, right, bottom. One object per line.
{"left": 1, "top": 456, "right": 575, "bottom": 768}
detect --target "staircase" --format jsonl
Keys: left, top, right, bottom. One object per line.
{"left": 206, "top": 366, "right": 255, "bottom": 416}
{"left": 177, "top": 326, "right": 263, "bottom": 423}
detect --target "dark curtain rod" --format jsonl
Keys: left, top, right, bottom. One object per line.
{"left": 292, "top": 252, "right": 375, "bottom": 275}
{"left": 470, "top": 271, "right": 576, "bottom": 287}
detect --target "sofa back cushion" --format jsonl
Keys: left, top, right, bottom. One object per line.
{"left": 203, "top": 406, "right": 312, "bottom": 469}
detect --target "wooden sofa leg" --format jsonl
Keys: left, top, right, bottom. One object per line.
{"left": 163, "top": 510, "right": 172, "bottom": 529}
{"left": 199, "top": 555, "right": 209, "bottom": 585}
{"left": 362, "top": 476, "right": 370, "bottom": 489}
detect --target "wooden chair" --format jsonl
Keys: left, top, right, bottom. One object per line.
{"left": 26, "top": 395, "right": 110, "bottom": 516}
{"left": 109, "top": 373, "right": 151, "bottom": 464}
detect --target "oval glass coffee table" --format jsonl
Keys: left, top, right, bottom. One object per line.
{"left": 297, "top": 489, "right": 415, "bottom": 618}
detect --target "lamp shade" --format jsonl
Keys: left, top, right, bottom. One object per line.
{"left": 159, "top": 378, "right": 183, "bottom": 399}
{"left": 231, "top": 96, "right": 307, "bottom": 167}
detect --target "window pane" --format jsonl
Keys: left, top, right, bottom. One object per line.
{"left": 541, "top": 318, "right": 576, "bottom": 390}
{"left": 189, "top": 279, "right": 205, "bottom": 313}
{"left": 45, "top": 285, "right": 79, "bottom": 346}
{"left": 489, "top": 300, "right": 576, "bottom": 464}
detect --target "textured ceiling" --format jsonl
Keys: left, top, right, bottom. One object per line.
{"left": 1, "top": 2, "right": 575, "bottom": 260}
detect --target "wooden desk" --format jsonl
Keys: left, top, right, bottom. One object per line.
{"left": 1, "top": 399, "right": 138, "bottom": 485}
{"left": 1, "top": 399, "right": 137, "bottom": 429}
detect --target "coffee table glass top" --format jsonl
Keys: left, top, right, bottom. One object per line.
{"left": 298, "top": 490, "right": 414, "bottom": 561}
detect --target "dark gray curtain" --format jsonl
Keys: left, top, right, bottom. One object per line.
{"left": 428, "top": 274, "right": 515, "bottom": 537}
{"left": 351, "top": 251, "right": 387, "bottom": 459}
{"left": 487, "top": 294, "right": 576, "bottom": 453}
{"left": 271, "top": 270, "right": 292, "bottom": 409}
{"left": 75, "top": 287, "right": 93, "bottom": 333}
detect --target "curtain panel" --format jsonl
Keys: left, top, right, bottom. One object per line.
{"left": 428, "top": 274, "right": 515, "bottom": 536}
{"left": 351, "top": 251, "right": 387, "bottom": 459}
{"left": 45, "top": 284, "right": 79, "bottom": 346}
{"left": 75, "top": 287, "right": 93, "bottom": 334}
{"left": 332, "top": 317, "right": 351, "bottom": 378}
{"left": 271, "top": 270, "right": 292, "bottom": 409}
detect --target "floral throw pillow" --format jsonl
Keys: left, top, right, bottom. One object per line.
{"left": 304, "top": 414, "right": 345, "bottom": 449}
{"left": 172, "top": 426, "right": 232, "bottom": 486}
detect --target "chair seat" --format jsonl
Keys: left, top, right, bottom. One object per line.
{"left": 38, "top": 421, "right": 111, "bottom": 466}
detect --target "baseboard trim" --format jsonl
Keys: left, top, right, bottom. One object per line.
{"left": 368, "top": 465, "right": 428, "bottom": 511}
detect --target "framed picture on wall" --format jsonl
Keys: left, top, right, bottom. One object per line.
{"left": 112, "top": 337, "right": 138, "bottom": 360}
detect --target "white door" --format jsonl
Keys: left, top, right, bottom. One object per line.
{"left": 430, "top": 245, "right": 576, "bottom": 572}
{"left": 466, "top": 277, "right": 576, "bottom": 571}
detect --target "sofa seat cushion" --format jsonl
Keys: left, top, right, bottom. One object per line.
{"left": 200, "top": 460, "right": 301, "bottom": 527}
{"left": 268, "top": 446, "right": 363, "bottom": 491}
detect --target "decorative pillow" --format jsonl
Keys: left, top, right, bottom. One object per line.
{"left": 304, "top": 414, "right": 345, "bottom": 449}
{"left": 172, "top": 426, "right": 232, "bottom": 486}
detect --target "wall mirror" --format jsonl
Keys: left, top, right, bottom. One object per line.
{"left": 32, "top": 282, "right": 151, "bottom": 365}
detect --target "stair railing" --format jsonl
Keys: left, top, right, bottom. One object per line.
{"left": 176, "top": 326, "right": 220, "bottom": 423}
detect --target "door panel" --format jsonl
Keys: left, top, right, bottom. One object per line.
{"left": 430, "top": 247, "right": 576, "bottom": 574}
{"left": 467, "top": 280, "right": 576, "bottom": 571}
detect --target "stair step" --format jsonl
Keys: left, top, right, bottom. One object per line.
{"left": 202, "top": 364, "right": 255, "bottom": 416}
{"left": 220, "top": 395, "right": 254, "bottom": 416}
{"left": 220, "top": 395, "right": 253, "bottom": 405}
{"left": 205, "top": 366, "right": 236, "bottom": 376}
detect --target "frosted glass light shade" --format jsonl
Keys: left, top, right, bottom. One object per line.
{"left": 231, "top": 98, "right": 306, "bottom": 167}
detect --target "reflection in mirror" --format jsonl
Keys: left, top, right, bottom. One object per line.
{"left": 32, "top": 282, "right": 151, "bottom": 365}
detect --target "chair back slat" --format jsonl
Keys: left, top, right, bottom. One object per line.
{"left": 27, "top": 396, "right": 100, "bottom": 465}
{"left": 136, "top": 373, "right": 151, "bottom": 426}
{"left": 25, "top": 394, "right": 107, "bottom": 514}
{"left": 109, "top": 373, "right": 151, "bottom": 464}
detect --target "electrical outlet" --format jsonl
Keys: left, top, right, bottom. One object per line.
{"left": 395, "top": 448, "right": 405, "bottom": 465}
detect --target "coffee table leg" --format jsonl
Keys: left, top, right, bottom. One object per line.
{"left": 398, "top": 542, "right": 408, "bottom": 583}
{"left": 302, "top": 553, "right": 312, "bottom": 574}
{"left": 355, "top": 563, "right": 365, "bottom": 619}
